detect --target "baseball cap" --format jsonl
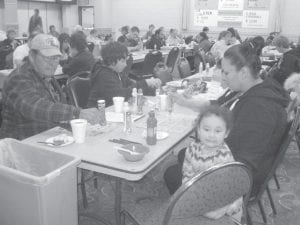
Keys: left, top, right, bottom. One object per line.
{"left": 30, "top": 33, "right": 61, "bottom": 57}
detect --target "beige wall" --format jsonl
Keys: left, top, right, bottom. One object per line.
{"left": 280, "top": 0, "right": 300, "bottom": 41}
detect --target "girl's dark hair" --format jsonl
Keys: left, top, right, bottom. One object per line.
{"left": 155, "top": 29, "right": 162, "bottom": 36}
{"left": 70, "top": 31, "right": 87, "bottom": 52}
{"left": 101, "top": 41, "right": 128, "bottom": 66}
{"left": 224, "top": 43, "right": 262, "bottom": 79}
{"left": 202, "top": 26, "right": 209, "bottom": 32}
{"left": 248, "top": 36, "right": 265, "bottom": 56}
{"left": 120, "top": 26, "right": 129, "bottom": 34}
{"left": 195, "top": 105, "right": 233, "bottom": 131}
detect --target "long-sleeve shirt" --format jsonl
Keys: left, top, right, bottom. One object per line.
{"left": 0, "top": 61, "right": 80, "bottom": 140}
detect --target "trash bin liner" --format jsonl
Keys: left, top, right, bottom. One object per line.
{"left": 0, "top": 138, "right": 81, "bottom": 225}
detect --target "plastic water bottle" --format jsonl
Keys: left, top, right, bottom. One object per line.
{"left": 206, "top": 63, "right": 210, "bottom": 75}
{"left": 199, "top": 62, "right": 203, "bottom": 74}
{"left": 131, "top": 88, "right": 138, "bottom": 113}
{"left": 137, "top": 88, "right": 143, "bottom": 115}
{"left": 146, "top": 110, "right": 157, "bottom": 145}
{"left": 97, "top": 99, "right": 106, "bottom": 126}
{"left": 155, "top": 88, "right": 161, "bottom": 111}
{"left": 123, "top": 102, "right": 132, "bottom": 133}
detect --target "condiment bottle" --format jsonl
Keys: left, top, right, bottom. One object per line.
{"left": 131, "top": 88, "right": 138, "bottom": 113}
{"left": 137, "top": 88, "right": 143, "bottom": 115}
{"left": 146, "top": 110, "right": 157, "bottom": 145}
{"left": 97, "top": 99, "right": 106, "bottom": 126}
{"left": 123, "top": 102, "right": 132, "bottom": 133}
{"left": 199, "top": 62, "right": 203, "bottom": 74}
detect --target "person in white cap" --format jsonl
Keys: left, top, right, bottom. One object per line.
{"left": 0, "top": 33, "right": 101, "bottom": 140}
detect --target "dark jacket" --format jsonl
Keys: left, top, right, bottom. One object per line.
{"left": 272, "top": 46, "right": 300, "bottom": 85}
{"left": 62, "top": 49, "right": 95, "bottom": 76}
{"left": 146, "top": 35, "right": 165, "bottom": 50}
{"left": 87, "top": 64, "right": 148, "bottom": 108}
{"left": 226, "top": 78, "right": 289, "bottom": 195}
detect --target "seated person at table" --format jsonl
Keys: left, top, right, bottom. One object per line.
{"left": 166, "top": 29, "right": 183, "bottom": 46}
{"left": 0, "top": 34, "right": 102, "bottom": 140}
{"left": 227, "top": 27, "right": 241, "bottom": 46}
{"left": 0, "top": 29, "right": 20, "bottom": 69}
{"left": 211, "top": 31, "right": 231, "bottom": 60}
{"left": 62, "top": 31, "right": 95, "bottom": 76}
{"left": 146, "top": 28, "right": 165, "bottom": 50}
{"left": 269, "top": 35, "right": 300, "bottom": 85}
{"left": 58, "top": 32, "right": 70, "bottom": 62}
{"left": 87, "top": 41, "right": 161, "bottom": 107}
{"left": 48, "top": 25, "right": 60, "bottom": 38}
{"left": 143, "top": 24, "right": 155, "bottom": 41}
{"left": 165, "top": 43, "right": 289, "bottom": 196}
{"left": 127, "top": 26, "right": 142, "bottom": 51}
{"left": 182, "top": 105, "right": 242, "bottom": 221}
{"left": 195, "top": 31, "right": 212, "bottom": 53}
{"left": 117, "top": 26, "right": 130, "bottom": 45}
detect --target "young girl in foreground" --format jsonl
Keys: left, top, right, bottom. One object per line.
{"left": 182, "top": 105, "right": 243, "bottom": 221}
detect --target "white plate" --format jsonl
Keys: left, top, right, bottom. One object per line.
{"left": 45, "top": 135, "right": 74, "bottom": 147}
{"left": 142, "top": 130, "right": 169, "bottom": 140}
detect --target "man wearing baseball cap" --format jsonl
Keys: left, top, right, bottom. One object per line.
{"left": 0, "top": 33, "right": 100, "bottom": 140}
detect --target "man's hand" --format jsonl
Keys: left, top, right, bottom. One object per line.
{"left": 79, "top": 108, "right": 101, "bottom": 125}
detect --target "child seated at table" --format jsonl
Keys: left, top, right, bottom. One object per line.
{"left": 182, "top": 105, "right": 243, "bottom": 221}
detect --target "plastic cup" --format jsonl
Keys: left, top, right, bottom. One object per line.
{"left": 113, "top": 97, "right": 125, "bottom": 113}
{"left": 70, "top": 119, "right": 87, "bottom": 144}
{"left": 160, "top": 94, "right": 168, "bottom": 111}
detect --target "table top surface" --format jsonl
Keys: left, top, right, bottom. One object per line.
{"left": 23, "top": 103, "right": 198, "bottom": 180}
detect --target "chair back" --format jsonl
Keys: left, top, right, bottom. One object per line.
{"left": 142, "top": 51, "right": 163, "bottom": 75}
{"left": 166, "top": 47, "right": 180, "bottom": 73}
{"left": 123, "top": 54, "right": 133, "bottom": 75}
{"left": 66, "top": 71, "right": 91, "bottom": 108}
{"left": 177, "top": 57, "right": 191, "bottom": 78}
{"left": 253, "top": 106, "right": 300, "bottom": 200}
{"left": 162, "top": 162, "right": 252, "bottom": 225}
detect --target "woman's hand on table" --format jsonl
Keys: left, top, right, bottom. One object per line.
{"left": 170, "top": 92, "right": 209, "bottom": 111}
{"left": 146, "top": 77, "right": 161, "bottom": 88}
{"left": 79, "top": 108, "right": 102, "bottom": 125}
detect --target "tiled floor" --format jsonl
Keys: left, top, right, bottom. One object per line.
{"left": 78, "top": 141, "right": 300, "bottom": 225}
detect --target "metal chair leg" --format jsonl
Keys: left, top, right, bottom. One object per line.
{"left": 258, "top": 199, "right": 267, "bottom": 224}
{"left": 93, "top": 172, "right": 98, "bottom": 189}
{"left": 266, "top": 185, "right": 277, "bottom": 215}
{"left": 273, "top": 173, "right": 280, "bottom": 190}
{"left": 81, "top": 169, "right": 88, "bottom": 209}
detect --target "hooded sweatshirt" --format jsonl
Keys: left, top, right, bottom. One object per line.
{"left": 87, "top": 63, "right": 148, "bottom": 108}
{"left": 226, "top": 78, "right": 289, "bottom": 195}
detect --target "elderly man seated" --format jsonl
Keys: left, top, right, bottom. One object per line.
{"left": 0, "top": 34, "right": 101, "bottom": 140}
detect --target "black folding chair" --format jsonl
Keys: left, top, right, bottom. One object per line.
{"left": 166, "top": 47, "right": 180, "bottom": 73}
{"left": 247, "top": 106, "right": 300, "bottom": 224}
{"left": 66, "top": 71, "right": 98, "bottom": 209}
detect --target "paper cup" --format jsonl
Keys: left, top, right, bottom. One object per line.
{"left": 113, "top": 97, "right": 125, "bottom": 113}
{"left": 160, "top": 94, "right": 168, "bottom": 111}
{"left": 70, "top": 119, "right": 87, "bottom": 144}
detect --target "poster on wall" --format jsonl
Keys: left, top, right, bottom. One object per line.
{"left": 194, "top": 10, "right": 218, "bottom": 26}
{"left": 218, "top": 11, "right": 243, "bottom": 27}
{"left": 218, "top": 0, "right": 244, "bottom": 11}
{"left": 194, "top": 0, "right": 218, "bottom": 10}
{"left": 246, "top": 0, "right": 270, "bottom": 9}
{"left": 242, "top": 10, "right": 269, "bottom": 28}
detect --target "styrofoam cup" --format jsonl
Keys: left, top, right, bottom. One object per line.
{"left": 70, "top": 119, "right": 87, "bottom": 144}
{"left": 160, "top": 94, "right": 168, "bottom": 111}
{"left": 113, "top": 97, "right": 125, "bottom": 113}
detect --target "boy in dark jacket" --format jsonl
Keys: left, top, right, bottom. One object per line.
{"left": 87, "top": 41, "right": 161, "bottom": 107}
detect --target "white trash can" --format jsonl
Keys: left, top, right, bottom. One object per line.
{"left": 0, "top": 138, "right": 81, "bottom": 225}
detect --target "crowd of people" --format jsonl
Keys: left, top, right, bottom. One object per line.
{"left": 1, "top": 10, "right": 300, "bottom": 223}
